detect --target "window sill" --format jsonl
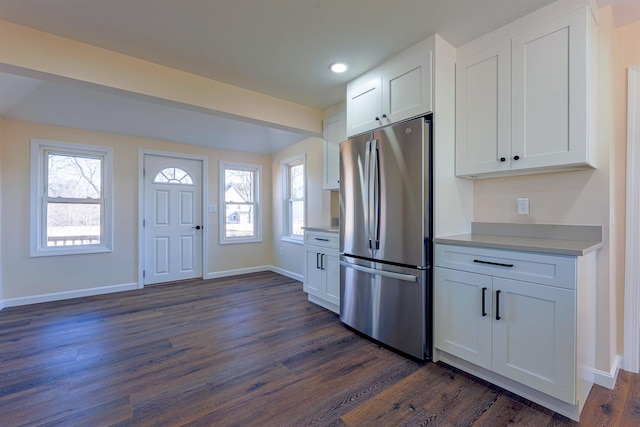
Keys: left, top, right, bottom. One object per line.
{"left": 30, "top": 245, "right": 113, "bottom": 257}
{"left": 219, "top": 237, "right": 263, "bottom": 245}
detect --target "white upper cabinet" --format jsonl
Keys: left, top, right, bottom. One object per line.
{"left": 322, "top": 112, "right": 345, "bottom": 190}
{"left": 455, "top": 42, "right": 511, "bottom": 176}
{"left": 346, "top": 38, "right": 433, "bottom": 137}
{"left": 381, "top": 53, "right": 432, "bottom": 125}
{"left": 346, "top": 78, "right": 382, "bottom": 137}
{"left": 511, "top": 10, "right": 588, "bottom": 171}
{"left": 456, "top": 6, "right": 597, "bottom": 178}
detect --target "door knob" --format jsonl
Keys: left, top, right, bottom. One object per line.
{"left": 192, "top": 225, "right": 201, "bottom": 230}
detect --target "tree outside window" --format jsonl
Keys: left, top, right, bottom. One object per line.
{"left": 220, "top": 161, "right": 262, "bottom": 244}
{"left": 282, "top": 156, "right": 305, "bottom": 241}
{"left": 30, "top": 139, "right": 113, "bottom": 257}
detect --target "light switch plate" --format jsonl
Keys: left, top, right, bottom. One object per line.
{"left": 517, "top": 198, "right": 530, "bottom": 215}
{"left": 208, "top": 204, "right": 217, "bottom": 213}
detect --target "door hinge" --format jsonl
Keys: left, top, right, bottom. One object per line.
{"left": 143, "top": 270, "right": 146, "bottom": 278}
{"left": 143, "top": 219, "right": 146, "bottom": 227}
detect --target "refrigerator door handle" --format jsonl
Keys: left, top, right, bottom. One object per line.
{"left": 364, "top": 140, "right": 373, "bottom": 250}
{"left": 339, "top": 261, "right": 419, "bottom": 283}
{"left": 373, "top": 140, "right": 381, "bottom": 251}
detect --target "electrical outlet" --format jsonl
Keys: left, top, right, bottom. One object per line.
{"left": 517, "top": 198, "right": 530, "bottom": 215}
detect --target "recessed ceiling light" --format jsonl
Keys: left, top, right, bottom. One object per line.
{"left": 330, "top": 62, "right": 349, "bottom": 73}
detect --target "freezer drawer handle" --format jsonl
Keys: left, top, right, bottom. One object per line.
{"left": 339, "top": 261, "right": 419, "bottom": 283}
{"left": 473, "top": 259, "right": 514, "bottom": 268}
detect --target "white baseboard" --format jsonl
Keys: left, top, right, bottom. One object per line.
{"left": 205, "top": 265, "right": 271, "bottom": 279}
{"left": 2, "top": 282, "right": 139, "bottom": 308}
{"left": 1, "top": 267, "right": 302, "bottom": 309}
{"left": 269, "top": 266, "right": 303, "bottom": 282}
{"left": 593, "top": 354, "right": 622, "bottom": 390}
{"left": 205, "top": 265, "right": 302, "bottom": 282}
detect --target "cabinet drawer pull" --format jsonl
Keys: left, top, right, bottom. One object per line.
{"left": 481, "top": 287, "right": 487, "bottom": 317}
{"left": 314, "top": 237, "right": 330, "bottom": 242}
{"left": 496, "top": 290, "right": 501, "bottom": 320}
{"left": 473, "top": 259, "right": 514, "bottom": 268}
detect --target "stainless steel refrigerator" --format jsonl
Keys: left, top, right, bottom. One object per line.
{"left": 339, "top": 115, "right": 432, "bottom": 360}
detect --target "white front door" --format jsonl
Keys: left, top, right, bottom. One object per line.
{"left": 144, "top": 155, "right": 203, "bottom": 285}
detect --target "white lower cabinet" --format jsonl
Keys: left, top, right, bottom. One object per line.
{"left": 434, "top": 243, "right": 595, "bottom": 421}
{"left": 303, "top": 231, "right": 340, "bottom": 314}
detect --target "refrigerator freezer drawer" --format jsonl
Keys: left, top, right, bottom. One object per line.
{"left": 340, "top": 259, "right": 428, "bottom": 359}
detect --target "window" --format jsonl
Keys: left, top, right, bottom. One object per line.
{"left": 153, "top": 167, "right": 193, "bottom": 184}
{"left": 30, "top": 139, "right": 113, "bottom": 256}
{"left": 282, "top": 156, "right": 305, "bottom": 242}
{"left": 220, "top": 161, "right": 262, "bottom": 244}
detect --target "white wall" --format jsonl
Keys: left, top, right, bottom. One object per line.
{"left": 0, "top": 119, "right": 275, "bottom": 304}
{"left": 433, "top": 35, "right": 473, "bottom": 237}
{"left": 270, "top": 137, "right": 330, "bottom": 278}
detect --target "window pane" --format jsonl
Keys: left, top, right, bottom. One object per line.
{"left": 47, "top": 202, "right": 101, "bottom": 246}
{"left": 225, "top": 169, "right": 254, "bottom": 202}
{"left": 291, "top": 200, "right": 304, "bottom": 236}
{"left": 48, "top": 154, "right": 101, "bottom": 199}
{"left": 225, "top": 203, "right": 255, "bottom": 237}
{"left": 154, "top": 167, "right": 193, "bottom": 184}
{"left": 290, "top": 164, "right": 304, "bottom": 199}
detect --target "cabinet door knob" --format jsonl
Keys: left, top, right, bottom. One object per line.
{"left": 375, "top": 116, "right": 380, "bottom": 121}
{"left": 499, "top": 157, "right": 506, "bottom": 162}
{"left": 382, "top": 114, "right": 387, "bottom": 118}
{"left": 513, "top": 155, "right": 520, "bottom": 161}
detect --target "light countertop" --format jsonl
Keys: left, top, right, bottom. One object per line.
{"left": 434, "top": 222, "right": 602, "bottom": 256}
{"left": 302, "top": 226, "right": 339, "bottom": 234}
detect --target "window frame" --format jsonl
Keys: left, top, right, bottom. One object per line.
{"left": 281, "top": 155, "right": 306, "bottom": 244}
{"left": 219, "top": 160, "right": 262, "bottom": 244}
{"left": 30, "top": 139, "right": 114, "bottom": 257}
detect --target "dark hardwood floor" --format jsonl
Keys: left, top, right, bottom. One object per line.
{"left": 1, "top": 271, "right": 638, "bottom": 426}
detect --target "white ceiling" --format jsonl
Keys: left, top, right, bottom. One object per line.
{"left": 1, "top": 0, "right": 635, "bottom": 153}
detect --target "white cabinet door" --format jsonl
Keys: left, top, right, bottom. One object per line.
{"left": 511, "top": 9, "right": 588, "bottom": 171}
{"left": 304, "top": 248, "right": 323, "bottom": 297}
{"left": 324, "top": 252, "right": 340, "bottom": 306}
{"left": 492, "top": 277, "right": 576, "bottom": 404}
{"left": 455, "top": 42, "right": 511, "bottom": 176}
{"left": 322, "top": 112, "right": 345, "bottom": 190}
{"left": 434, "top": 267, "right": 493, "bottom": 370}
{"left": 346, "top": 77, "right": 382, "bottom": 137}
{"left": 381, "top": 53, "right": 432, "bottom": 125}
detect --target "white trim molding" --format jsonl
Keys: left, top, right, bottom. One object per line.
{"left": 2, "top": 282, "right": 138, "bottom": 308}
{"left": 205, "top": 265, "right": 303, "bottom": 283}
{"left": 624, "top": 64, "right": 640, "bottom": 374}
{"left": 138, "top": 149, "right": 209, "bottom": 289}
{"left": 593, "top": 354, "right": 623, "bottom": 390}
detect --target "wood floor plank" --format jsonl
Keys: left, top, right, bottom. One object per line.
{"left": 0, "top": 271, "right": 638, "bottom": 426}
{"left": 473, "top": 394, "right": 552, "bottom": 427}
{"left": 619, "top": 369, "right": 640, "bottom": 426}
{"left": 574, "top": 370, "right": 631, "bottom": 426}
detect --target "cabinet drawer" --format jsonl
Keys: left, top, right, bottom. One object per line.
{"left": 304, "top": 231, "right": 339, "bottom": 249}
{"left": 435, "top": 244, "right": 576, "bottom": 289}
